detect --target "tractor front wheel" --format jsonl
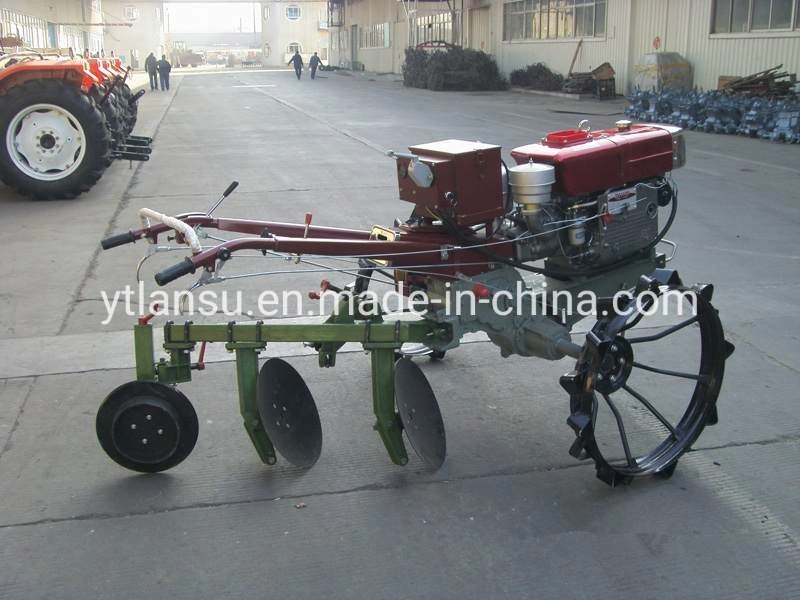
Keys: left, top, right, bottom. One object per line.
{"left": 0, "top": 79, "right": 111, "bottom": 200}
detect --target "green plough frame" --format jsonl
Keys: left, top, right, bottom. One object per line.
{"left": 133, "top": 296, "right": 451, "bottom": 467}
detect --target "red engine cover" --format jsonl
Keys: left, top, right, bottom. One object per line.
{"left": 510, "top": 124, "right": 675, "bottom": 197}
{"left": 398, "top": 140, "right": 504, "bottom": 226}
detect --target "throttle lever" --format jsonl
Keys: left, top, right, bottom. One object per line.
{"left": 207, "top": 180, "right": 239, "bottom": 216}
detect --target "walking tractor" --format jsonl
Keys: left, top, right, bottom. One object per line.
{"left": 98, "top": 120, "right": 735, "bottom": 486}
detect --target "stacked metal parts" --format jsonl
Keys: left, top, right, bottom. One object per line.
{"left": 627, "top": 66, "right": 799, "bottom": 143}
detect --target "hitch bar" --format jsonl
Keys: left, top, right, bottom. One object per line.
{"left": 128, "top": 89, "right": 146, "bottom": 105}
{"left": 112, "top": 151, "right": 151, "bottom": 161}
{"left": 123, "top": 137, "right": 152, "bottom": 147}
{"left": 117, "top": 144, "right": 152, "bottom": 154}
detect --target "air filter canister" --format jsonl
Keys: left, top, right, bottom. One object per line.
{"left": 508, "top": 162, "right": 555, "bottom": 215}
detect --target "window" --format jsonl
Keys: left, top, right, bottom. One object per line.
{"left": 503, "top": 0, "right": 606, "bottom": 42}
{"left": 123, "top": 5, "right": 140, "bottom": 21}
{"left": 0, "top": 8, "right": 49, "bottom": 47}
{"left": 286, "top": 6, "right": 301, "bottom": 21}
{"left": 263, "top": 6, "right": 270, "bottom": 21}
{"left": 414, "top": 12, "right": 455, "bottom": 45}
{"left": 288, "top": 42, "right": 302, "bottom": 54}
{"left": 360, "top": 22, "right": 390, "bottom": 48}
{"left": 329, "top": 2, "right": 344, "bottom": 27}
{"left": 712, "top": 0, "right": 800, "bottom": 32}
{"left": 333, "top": 28, "right": 349, "bottom": 51}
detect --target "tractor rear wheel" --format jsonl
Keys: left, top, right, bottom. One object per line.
{"left": 0, "top": 79, "right": 111, "bottom": 200}
{"left": 562, "top": 277, "right": 731, "bottom": 486}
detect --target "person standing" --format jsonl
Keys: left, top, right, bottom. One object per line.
{"left": 156, "top": 54, "right": 172, "bottom": 91}
{"left": 308, "top": 52, "right": 322, "bottom": 80}
{"left": 288, "top": 50, "right": 303, "bottom": 80}
{"left": 145, "top": 52, "right": 158, "bottom": 91}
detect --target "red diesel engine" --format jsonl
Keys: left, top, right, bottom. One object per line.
{"left": 392, "top": 121, "right": 685, "bottom": 278}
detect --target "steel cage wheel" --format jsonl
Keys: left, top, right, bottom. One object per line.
{"left": 566, "top": 280, "right": 728, "bottom": 485}
{"left": 96, "top": 381, "right": 199, "bottom": 473}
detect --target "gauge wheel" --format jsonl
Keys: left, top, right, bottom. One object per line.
{"left": 97, "top": 381, "right": 199, "bottom": 473}
{"left": 0, "top": 79, "right": 111, "bottom": 199}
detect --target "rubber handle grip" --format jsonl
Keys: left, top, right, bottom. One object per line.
{"left": 101, "top": 231, "right": 136, "bottom": 249}
{"left": 223, "top": 180, "right": 239, "bottom": 197}
{"left": 154, "top": 258, "right": 196, "bottom": 286}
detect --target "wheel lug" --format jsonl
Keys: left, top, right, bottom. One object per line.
{"left": 131, "top": 423, "right": 137, "bottom": 430}
{"left": 142, "top": 438, "right": 148, "bottom": 445}
{"left": 157, "top": 428, "right": 164, "bottom": 435}
{"left": 146, "top": 414, "right": 152, "bottom": 420}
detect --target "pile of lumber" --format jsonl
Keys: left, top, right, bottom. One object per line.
{"left": 562, "top": 72, "right": 595, "bottom": 94}
{"left": 0, "top": 36, "right": 25, "bottom": 48}
{"left": 721, "top": 65, "right": 797, "bottom": 97}
{"left": 562, "top": 62, "right": 615, "bottom": 94}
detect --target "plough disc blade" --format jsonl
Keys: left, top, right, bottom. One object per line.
{"left": 394, "top": 358, "right": 446, "bottom": 470}
{"left": 257, "top": 358, "right": 322, "bottom": 468}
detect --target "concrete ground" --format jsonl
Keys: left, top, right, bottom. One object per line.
{"left": 1, "top": 68, "right": 798, "bottom": 599}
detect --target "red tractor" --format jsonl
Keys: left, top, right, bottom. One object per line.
{"left": 0, "top": 50, "right": 151, "bottom": 200}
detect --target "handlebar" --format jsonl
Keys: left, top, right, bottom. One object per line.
{"left": 139, "top": 208, "right": 202, "bottom": 253}
{"left": 155, "top": 258, "right": 196, "bottom": 286}
{"left": 100, "top": 231, "right": 137, "bottom": 249}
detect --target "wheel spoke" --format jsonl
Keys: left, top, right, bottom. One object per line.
{"left": 619, "top": 295, "right": 658, "bottom": 332}
{"left": 628, "top": 315, "right": 699, "bottom": 344}
{"left": 619, "top": 309, "right": 647, "bottom": 332}
{"left": 633, "top": 360, "right": 710, "bottom": 384}
{"left": 621, "top": 384, "right": 677, "bottom": 437}
{"left": 601, "top": 393, "right": 635, "bottom": 467}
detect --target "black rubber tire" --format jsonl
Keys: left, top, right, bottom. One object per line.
{"left": 97, "top": 381, "right": 199, "bottom": 473}
{"left": 0, "top": 79, "right": 111, "bottom": 200}
{"left": 91, "top": 87, "right": 121, "bottom": 167}
{"left": 118, "top": 83, "right": 138, "bottom": 133}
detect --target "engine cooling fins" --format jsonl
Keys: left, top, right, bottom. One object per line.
{"left": 561, "top": 269, "right": 734, "bottom": 486}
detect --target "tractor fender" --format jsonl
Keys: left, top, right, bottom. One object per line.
{"left": 0, "top": 61, "right": 98, "bottom": 95}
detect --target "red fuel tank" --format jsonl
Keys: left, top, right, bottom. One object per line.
{"left": 397, "top": 139, "right": 504, "bottom": 227}
{"left": 510, "top": 124, "right": 679, "bottom": 197}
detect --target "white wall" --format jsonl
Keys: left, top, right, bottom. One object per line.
{"left": 262, "top": 0, "right": 328, "bottom": 67}
{"left": 102, "top": 0, "right": 165, "bottom": 70}
{"left": 497, "top": 0, "right": 632, "bottom": 93}
{"left": 1, "top": 0, "right": 162, "bottom": 68}
{"left": 333, "top": 0, "right": 800, "bottom": 96}
{"left": 652, "top": 0, "right": 800, "bottom": 91}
